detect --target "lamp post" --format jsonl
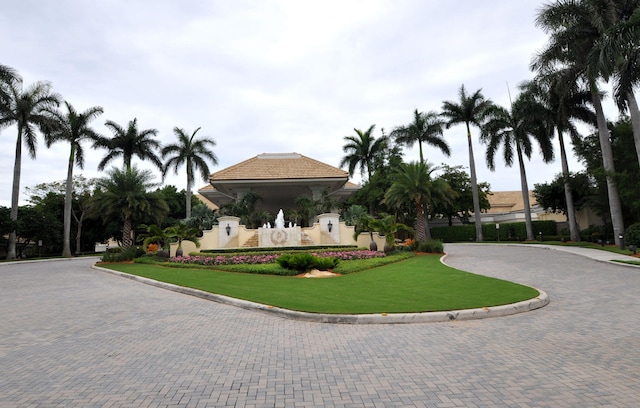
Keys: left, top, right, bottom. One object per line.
{"left": 496, "top": 223, "right": 500, "bottom": 242}
{"left": 619, "top": 234, "right": 624, "bottom": 251}
{"left": 539, "top": 231, "right": 543, "bottom": 242}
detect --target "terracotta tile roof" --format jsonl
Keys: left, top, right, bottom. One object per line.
{"left": 209, "top": 153, "right": 349, "bottom": 181}
{"left": 487, "top": 191, "right": 538, "bottom": 213}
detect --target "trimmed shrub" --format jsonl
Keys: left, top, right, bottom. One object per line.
{"left": 432, "top": 221, "right": 557, "bottom": 242}
{"left": 417, "top": 239, "right": 444, "bottom": 254}
{"left": 626, "top": 223, "right": 640, "bottom": 246}
{"left": 276, "top": 253, "right": 338, "bottom": 272}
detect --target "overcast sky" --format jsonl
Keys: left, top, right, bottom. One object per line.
{"left": 0, "top": 1, "right": 623, "bottom": 208}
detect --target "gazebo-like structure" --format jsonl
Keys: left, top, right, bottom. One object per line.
{"left": 198, "top": 152, "right": 359, "bottom": 216}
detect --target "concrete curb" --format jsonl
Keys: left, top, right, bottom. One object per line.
{"left": 91, "top": 263, "right": 549, "bottom": 324}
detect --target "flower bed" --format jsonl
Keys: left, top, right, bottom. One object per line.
{"left": 169, "top": 250, "right": 384, "bottom": 266}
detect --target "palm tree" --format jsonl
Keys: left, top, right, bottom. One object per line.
{"left": 590, "top": 0, "right": 640, "bottom": 167}
{"left": 534, "top": 0, "right": 626, "bottom": 247}
{"left": 45, "top": 101, "right": 103, "bottom": 257}
{"left": 0, "top": 80, "right": 60, "bottom": 259}
{"left": 481, "top": 90, "right": 555, "bottom": 241}
{"left": 390, "top": 109, "right": 450, "bottom": 163}
{"left": 94, "top": 167, "right": 169, "bottom": 249}
{"left": 165, "top": 222, "right": 201, "bottom": 257}
{"left": 526, "top": 73, "right": 596, "bottom": 241}
{"left": 162, "top": 127, "right": 218, "bottom": 219}
{"left": 441, "top": 85, "right": 493, "bottom": 242}
{"left": 384, "top": 161, "right": 456, "bottom": 242}
{"left": 339, "top": 125, "right": 388, "bottom": 181}
{"left": 96, "top": 118, "right": 162, "bottom": 171}
{"left": 0, "top": 64, "right": 20, "bottom": 103}
{"left": 368, "top": 214, "right": 414, "bottom": 252}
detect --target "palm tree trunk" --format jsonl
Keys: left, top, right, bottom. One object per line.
{"left": 186, "top": 167, "right": 192, "bottom": 219}
{"left": 122, "top": 217, "right": 133, "bottom": 249}
{"left": 415, "top": 201, "right": 430, "bottom": 241}
{"left": 7, "top": 127, "right": 23, "bottom": 260}
{"left": 75, "top": 212, "right": 84, "bottom": 255}
{"left": 466, "top": 123, "right": 484, "bottom": 242}
{"left": 592, "top": 85, "right": 625, "bottom": 246}
{"left": 557, "top": 130, "right": 581, "bottom": 241}
{"left": 516, "top": 143, "right": 534, "bottom": 241}
{"left": 62, "top": 146, "right": 74, "bottom": 257}
{"left": 626, "top": 91, "right": 640, "bottom": 168}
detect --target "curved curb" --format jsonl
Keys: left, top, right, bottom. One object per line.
{"left": 92, "top": 263, "right": 549, "bottom": 324}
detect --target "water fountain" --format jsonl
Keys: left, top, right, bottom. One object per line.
{"left": 258, "top": 209, "right": 302, "bottom": 247}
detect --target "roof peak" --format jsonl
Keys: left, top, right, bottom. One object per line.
{"left": 257, "top": 153, "right": 301, "bottom": 159}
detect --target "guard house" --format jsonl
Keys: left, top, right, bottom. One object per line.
{"left": 198, "top": 152, "right": 359, "bottom": 217}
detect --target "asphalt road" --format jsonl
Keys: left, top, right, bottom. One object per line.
{"left": 1, "top": 244, "right": 639, "bottom": 407}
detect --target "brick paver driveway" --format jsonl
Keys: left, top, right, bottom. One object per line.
{"left": 1, "top": 244, "right": 640, "bottom": 407}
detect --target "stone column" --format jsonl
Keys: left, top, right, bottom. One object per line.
{"left": 218, "top": 216, "right": 240, "bottom": 248}
{"left": 318, "top": 213, "right": 340, "bottom": 245}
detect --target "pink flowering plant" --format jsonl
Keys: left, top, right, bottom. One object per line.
{"left": 168, "top": 250, "right": 384, "bottom": 267}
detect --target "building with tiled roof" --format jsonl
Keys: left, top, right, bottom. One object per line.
{"left": 198, "top": 153, "right": 359, "bottom": 216}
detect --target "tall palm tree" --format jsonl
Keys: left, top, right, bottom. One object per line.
{"left": 526, "top": 73, "right": 596, "bottom": 241}
{"left": 162, "top": 126, "right": 218, "bottom": 219}
{"left": 390, "top": 109, "right": 450, "bottom": 163}
{"left": 481, "top": 90, "right": 555, "bottom": 241}
{"left": 94, "top": 167, "right": 169, "bottom": 249}
{"left": 0, "top": 64, "right": 20, "bottom": 103}
{"left": 590, "top": 0, "right": 640, "bottom": 167}
{"left": 441, "top": 85, "right": 493, "bottom": 242}
{"left": 0, "top": 80, "right": 60, "bottom": 259}
{"left": 339, "top": 125, "right": 388, "bottom": 181}
{"left": 534, "top": 0, "right": 626, "bottom": 247}
{"left": 384, "top": 161, "right": 456, "bottom": 242}
{"left": 45, "top": 101, "right": 103, "bottom": 256}
{"left": 96, "top": 118, "right": 162, "bottom": 171}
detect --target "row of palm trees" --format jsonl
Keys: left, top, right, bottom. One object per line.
{"left": 0, "top": 64, "right": 218, "bottom": 259}
{"left": 341, "top": 0, "right": 640, "bottom": 245}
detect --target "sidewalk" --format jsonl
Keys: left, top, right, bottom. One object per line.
{"left": 517, "top": 243, "right": 640, "bottom": 266}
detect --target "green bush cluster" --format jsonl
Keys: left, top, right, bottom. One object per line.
{"left": 101, "top": 246, "right": 145, "bottom": 262}
{"left": 415, "top": 239, "right": 444, "bottom": 253}
{"left": 276, "top": 253, "right": 339, "bottom": 272}
{"left": 432, "top": 221, "right": 558, "bottom": 242}
{"left": 199, "top": 245, "right": 357, "bottom": 255}
{"left": 626, "top": 223, "right": 640, "bottom": 246}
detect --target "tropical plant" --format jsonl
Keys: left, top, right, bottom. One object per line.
{"left": 138, "top": 223, "right": 172, "bottom": 256}
{"left": 481, "top": 89, "right": 554, "bottom": 241}
{"left": 165, "top": 222, "right": 201, "bottom": 256}
{"left": 162, "top": 126, "right": 218, "bottom": 219}
{"left": 0, "top": 78, "right": 61, "bottom": 259}
{"left": 339, "top": 125, "right": 388, "bottom": 181}
{"left": 44, "top": 101, "right": 103, "bottom": 256}
{"left": 390, "top": 109, "right": 450, "bottom": 163}
{"left": 384, "top": 161, "right": 456, "bottom": 242}
{"left": 441, "top": 84, "right": 493, "bottom": 242}
{"left": 525, "top": 72, "right": 596, "bottom": 241}
{"left": 96, "top": 118, "right": 162, "bottom": 171}
{"left": 93, "top": 167, "right": 169, "bottom": 249}
{"left": 368, "top": 214, "right": 414, "bottom": 252}
{"left": 533, "top": 0, "right": 626, "bottom": 247}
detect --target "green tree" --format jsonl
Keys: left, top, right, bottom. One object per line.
{"left": 162, "top": 126, "right": 218, "bottom": 219}
{"left": 533, "top": 172, "right": 597, "bottom": 219}
{"left": 384, "top": 161, "right": 456, "bottom": 242}
{"left": 435, "top": 164, "right": 491, "bottom": 226}
{"left": 534, "top": 0, "right": 626, "bottom": 246}
{"left": 441, "top": 85, "right": 493, "bottom": 242}
{"left": 165, "top": 222, "right": 201, "bottom": 257}
{"left": 0, "top": 79, "right": 61, "bottom": 259}
{"left": 368, "top": 214, "right": 414, "bottom": 252}
{"left": 339, "top": 125, "right": 388, "bottom": 181}
{"left": 390, "top": 109, "right": 450, "bottom": 163}
{"left": 526, "top": 72, "right": 596, "bottom": 241}
{"left": 481, "top": 90, "right": 554, "bottom": 241}
{"left": 44, "top": 101, "right": 103, "bottom": 256}
{"left": 26, "top": 176, "right": 99, "bottom": 255}
{"left": 93, "top": 167, "right": 169, "bottom": 249}
{"left": 96, "top": 118, "right": 162, "bottom": 171}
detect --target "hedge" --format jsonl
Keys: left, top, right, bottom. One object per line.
{"left": 431, "top": 221, "right": 558, "bottom": 242}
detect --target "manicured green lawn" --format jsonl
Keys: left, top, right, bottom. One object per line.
{"left": 100, "top": 255, "right": 539, "bottom": 314}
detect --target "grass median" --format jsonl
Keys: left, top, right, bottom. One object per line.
{"left": 99, "top": 254, "right": 539, "bottom": 314}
